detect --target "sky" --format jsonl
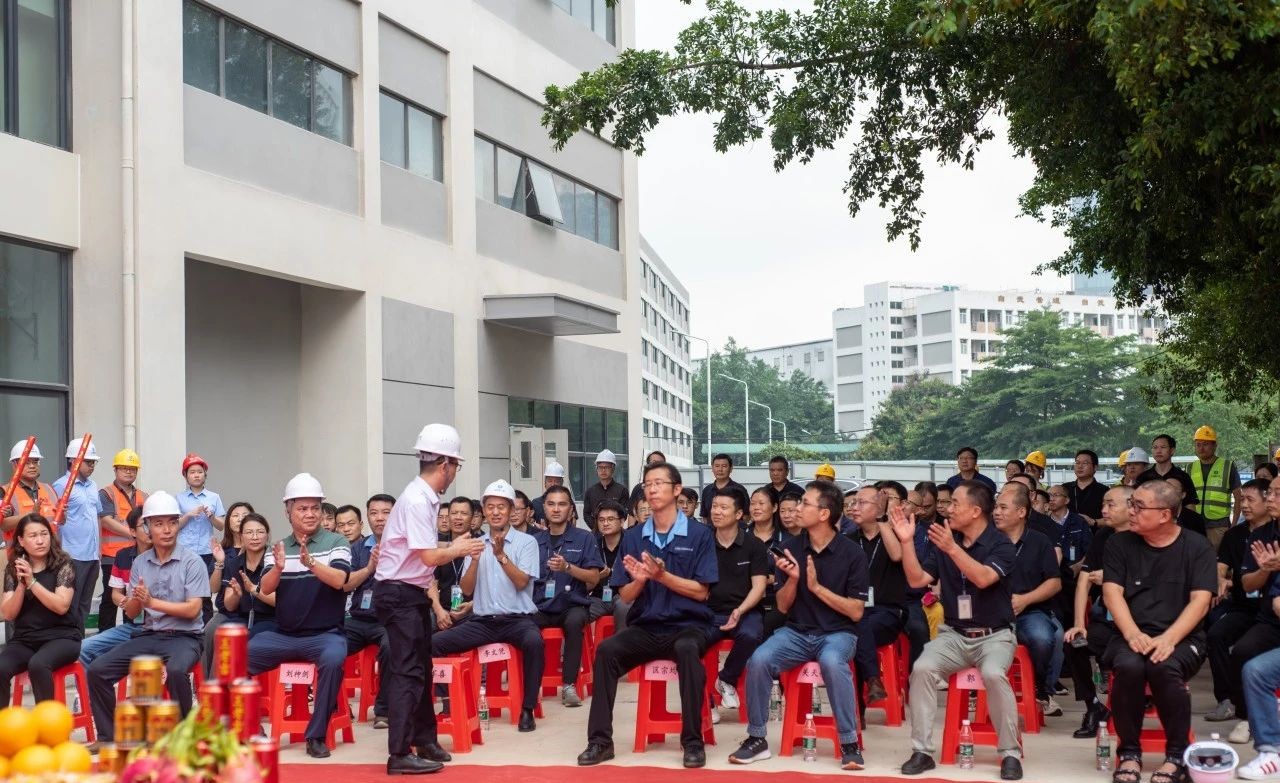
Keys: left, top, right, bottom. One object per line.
{"left": 633, "top": 1, "right": 1072, "bottom": 356}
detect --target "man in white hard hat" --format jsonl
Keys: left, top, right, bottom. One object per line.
{"left": 374, "top": 424, "right": 484, "bottom": 775}
{"left": 584, "top": 450, "right": 629, "bottom": 533}
{"left": 87, "top": 491, "right": 210, "bottom": 742}
{"left": 52, "top": 436, "right": 105, "bottom": 628}
{"left": 532, "top": 462, "right": 566, "bottom": 524}
{"left": 249, "top": 472, "right": 353, "bottom": 759}
{"left": 1121, "top": 447, "right": 1150, "bottom": 487}
{"left": 432, "top": 478, "right": 545, "bottom": 733}
{"left": 2, "top": 440, "right": 56, "bottom": 535}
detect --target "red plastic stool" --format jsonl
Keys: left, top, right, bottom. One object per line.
{"left": 895, "top": 633, "right": 911, "bottom": 703}
{"left": 580, "top": 621, "right": 597, "bottom": 697}
{"left": 263, "top": 663, "right": 354, "bottom": 750}
{"left": 633, "top": 658, "right": 716, "bottom": 752}
{"left": 779, "top": 662, "right": 863, "bottom": 758}
{"left": 471, "top": 643, "right": 544, "bottom": 722}
{"left": 115, "top": 662, "right": 204, "bottom": 701}
{"left": 341, "top": 645, "right": 380, "bottom": 722}
{"left": 1009, "top": 645, "right": 1042, "bottom": 734}
{"left": 10, "top": 661, "right": 96, "bottom": 741}
{"left": 863, "top": 642, "right": 906, "bottom": 726}
{"left": 705, "top": 639, "right": 747, "bottom": 722}
{"left": 1105, "top": 676, "right": 1194, "bottom": 755}
{"left": 432, "top": 656, "right": 481, "bottom": 753}
{"left": 940, "top": 667, "right": 1023, "bottom": 764}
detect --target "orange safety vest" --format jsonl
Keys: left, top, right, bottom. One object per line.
{"left": 5, "top": 480, "right": 58, "bottom": 543}
{"left": 101, "top": 483, "right": 146, "bottom": 558}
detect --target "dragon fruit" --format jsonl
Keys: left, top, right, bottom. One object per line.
{"left": 216, "top": 754, "right": 264, "bottom": 783}
{"left": 119, "top": 753, "right": 183, "bottom": 783}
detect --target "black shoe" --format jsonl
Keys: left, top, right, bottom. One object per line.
{"left": 518, "top": 708, "right": 536, "bottom": 732}
{"left": 866, "top": 677, "right": 888, "bottom": 703}
{"left": 901, "top": 752, "right": 936, "bottom": 775}
{"left": 841, "top": 743, "right": 865, "bottom": 770}
{"left": 577, "top": 742, "right": 616, "bottom": 766}
{"left": 416, "top": 742, "right": 452, "bottom": 763}
{"left": 683, "top": 746, "right": 707, "bottom": 768}
{"left": 729, "top": 736, "right": 771, "bottom": 765}
{"left": 1054, "top": 681, "right": 1069, "bottom": 696}
{"left": 388, "top": 754, "right": 444, "bottom": 775}
{"left": 1001, "top": 756, "right": 1024, "bottom": 780}
{"left": 306, "top": 739, "right": 331, "bottom": 759}
{"left": 1073, "top": 702, "right": 1110, "bottom": 739}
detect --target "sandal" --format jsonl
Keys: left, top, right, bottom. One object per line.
{"left": 1149, "top": 759, "right": 1185, "bottom": 783}
{"left": 1113, "top": 756, "right": 1143, "bottom": 783}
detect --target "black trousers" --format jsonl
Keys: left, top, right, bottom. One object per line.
{"left": 431, "top": 614, "right": 544, "bottom": 711}
{"left": 99, "top": 561, "right": 118, "bottom": 631}
{"left": 534, "top": 606, "right": 589, "bottom": 688}
{"left": 1102, "top": 634, "right": 1204, "bottom": 760}
{"left": 71, "top": 559, "right": 99, "bottom": 634}
{"left": 345, "top": 615, "right": 391, "bottom": 717}
{"left": 854, "top": 605, "right": 906, "bottom": 681}
{"left": 586, "top": 624, "right": 710, "bottom": 749}
{"left": 1229, "top": 621, "right": 1280, "bottom": 720}
{"left": 374, "top": 580, "right": 438, "bottom": 757}
{"left": 87, "top": 630, "right": 202, "bottom": 741}
{"left": 904, "top": 600, "right": 930, "bottom": 667}
{"left": 0, "top": 637, "right": 81, "bottom": 704}
{"left": 1206, "top": 606, "right": 1254, "bottom": 704}
{"left": 1066, "top": 607, "right": 1114, "bottom": 704}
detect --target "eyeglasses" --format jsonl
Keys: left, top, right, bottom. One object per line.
{"left": 597, "top": 516, "right": 621, "bottom": 524}
{"left": 1126, "top": 499, "right": 1171, "bottom": 512}
{"left": 447, "top": 460, "right": 463, "bottom": 471}
{"left": 642, "top": 480, "right": 676, "bottom": 489}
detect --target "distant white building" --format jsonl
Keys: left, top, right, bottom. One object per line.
{"left": 692, "top": 339, "right": 834, "bottom": 392}
{"left": 640, "top": 237, "right": 695, "bottom": 466}
{"left": 833, "top": 281, "right": 1168, "bottom": 435}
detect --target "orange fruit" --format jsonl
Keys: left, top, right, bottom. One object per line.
{"left": 31, "top": 700, "right": 74, "bottom": 746}
{"left": 0, "top": 755, "right": 9, "bottom": 778}
{"left": 0, "top": 706, "right": 37, "bottom": 757}
{"left": 10, "top": 744, "right": 56, "bottom": 775}
{"left": 52, "top": 740, "right": 92, "bottom": 772}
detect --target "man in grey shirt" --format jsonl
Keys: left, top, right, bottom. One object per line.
{"left": 87, "top": 491, "right": 209, "bottom": 742}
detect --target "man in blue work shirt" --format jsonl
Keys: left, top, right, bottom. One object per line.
{"left": 176, "top": 453, "right": 225, "bottom": 620}
{"left": 578, "top": 462, "right": 719, "bottom": 769}
{"left": 432, "top": 479, "right": 545, "bottom": 733}
{"left": 533, "top": 485, "right": 604, "bottom": 708}
{"left": 52, "top": 437, "right": 104, "bottom": 628}
{"left": 336, "top": 503, "right": 390, "bottom": 728}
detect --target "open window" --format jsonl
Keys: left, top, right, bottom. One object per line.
{"left": 524, "top": 160, "right": 564, "bottom": 224}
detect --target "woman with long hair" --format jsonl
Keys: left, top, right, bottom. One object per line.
{"left": 211, "top": 501, "right": 254, "bottom": 595}
{"left": 0, "top": 513, "right": 81, "bottom": 703}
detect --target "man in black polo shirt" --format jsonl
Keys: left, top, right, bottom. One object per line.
{"left": 730, "top": 480, "right": 869, "bottom": 771}
{"left": 891, "top": 480, "right": 1022, "bottom": 781}
{"left": 704, "top": 486, "right": 769, "bottom": 718}
{"left": 764, "top": 455, "right": 804, "bottom": 529}
{"left": 846, "top": 486, "right": 906, "bottom": 704}
{"left": 699, "top": 453, "right": 747, "bottom": 521}
{"left": 1063, "top": 450, "right": 1108, "bottom": 526}
{"left": 1138, "top": 434, "right": 1198, "bottom": 507}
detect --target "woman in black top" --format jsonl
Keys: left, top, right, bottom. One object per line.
{"left": 0, "top": 513, "right": 81, "bottom": 703}
{"left": 218, "top": 513, "right": 277, "bottom": 635}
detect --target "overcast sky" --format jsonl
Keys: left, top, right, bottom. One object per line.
{"left": 633, "top": 1, "right": 1071, "bottom": 356}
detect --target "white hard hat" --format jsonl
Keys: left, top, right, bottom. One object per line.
{"left": 9, "top": 441, "right": 42, "bottom": 462}
{"left": 65, "top": 438, "right": 100, "bottom": 461}
{"left": 1125, "top": 447, "right": 1151, "bottom": 464}
{"left": 544, "top": 461, "right": 566, "bottom": 478}
{"left": 141, "top": 491, "right": 181, "bottom": 520}
{"left": 1184, "top": 735, "right": 1238, "bottom": 783}
{"left": 413, "top": 423, "right": 464, "bottom": 461}
{"left": 283, "top": 472, "right": 326, "bottom": 501}
{"left": 596, "top": 449, "right": 617, "bottom": 465}
{"left": 482, "top": 479, "right": 516, "bottom": 503}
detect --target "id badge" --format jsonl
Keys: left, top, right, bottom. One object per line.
{"left": 602, "top": 585, "right": 613, "bottom": 602}
{"left": 957, "top": 594, "right": 974, "bottom": 620}
{"left": 1248, "top": 590, "right": 1262, "bottom": 599}
{"left": 544, "top": 580, "right": 557, "bottom": 600}
{"left": 450, "top": 584, "right": 463, "bottom": 610}
{"left": 866, "top": 586, "right": 875, "bottom": 607}
{"left": 360, "top": 590, "right": 373, "bottom": 610}
{"left": 1068, "top": 545, "right": 1076, "bottom": 562}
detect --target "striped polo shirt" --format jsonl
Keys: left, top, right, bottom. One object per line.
{"left": 264, "top": 528, "right": 351, "bottom": 634}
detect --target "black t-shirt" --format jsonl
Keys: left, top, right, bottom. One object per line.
{"left": 699, "top": 479, "right": 748, "bottom": 520}
{"left": 708, "top": 530, "right": 770, "bottom": 613}
{"left": 921, "top": 521, "right": 1016, "bottom": 630}
{"left": 1103, "top": 528, "right": 1216, "bottom": 637}
{"left": 1178, "top": 508, "right": 1207, "bottom": 537}
{"left": 1005, "top": 529, "right": 1060, "bottom": 615}
{"left": 1081, "top": 525, "right": 1115, "bottom": 604}
{"left": 1137, "top": 464, "right": 1199, "bottom": 506}
{"left": 590, "top": 535, "right": 622, "bottom": 599}
{"left": 1218, "top": 522, "right": 1259, "bottom": 611}
{"left": 778, "top": 531, "right": 869, "bottom": 634}
{"left": 216, "top": 551, "right": 275, "bottom": 622}
{"left": 1242, "top": 520, "right": 1280, "bottom": 626}
{"left": 5, "top": 561, "right": 80, "bottom": 644}
{"left": 847, "top": 528, "right": 907, "bottom": 607}
{"left": 1027, "top": 512, "right": 1062, "bottom": 553}
{"left": 1063, "top": 479, "right": 1108, "bottom": 521}
{"left": 434, "top": 555, "right": 471, "bottom": 604}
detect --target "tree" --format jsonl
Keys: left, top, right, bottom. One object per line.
{"left": 855, "top": 375, "right": 958, "bottom": 460}
{"left": 544, "top": 0, "right": 1280, "bottom": 404}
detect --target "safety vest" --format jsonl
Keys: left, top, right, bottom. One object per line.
{"left": 5, "top": 481, "right": 58, "bottom": 543}
{"left": 1190, "top": 458, "right": 1234, "bottom": 522}
{"left": 101, "top": 483, "right": 146, "bottom": 558}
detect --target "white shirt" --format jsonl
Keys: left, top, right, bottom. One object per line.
{"left": 375, "top": 476, "right": 439, "bottom": 588}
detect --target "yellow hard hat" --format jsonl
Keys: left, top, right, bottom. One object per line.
{"left": 1117, "top": 449, "right": 1129, "bottom": 468}
{"left": 1024, "top": 451, "right": 1047, "bottom": 469}
{"left": 815, "top": 463, "right": 836, "bottom": 480}
{"left": 1194, "top": 425, "right": 1218, "bottom": 442}
{"left": 113, "top": 449, "right": 141, "bottom": 469}
{"left": 1273, "top": 447, "right": 1280, "bottom": 462}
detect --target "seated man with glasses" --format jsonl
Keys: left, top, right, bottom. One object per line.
{"left": 1103, "top": 480, "right": 1215, "bottom": 783}
{"left": 846, "top": 486, "right": 906, "bottom": 705}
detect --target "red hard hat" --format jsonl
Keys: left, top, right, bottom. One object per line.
{"left": 181, "top": 453, "right": 209, "bottom": 475}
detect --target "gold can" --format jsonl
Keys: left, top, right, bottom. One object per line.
{"left": 129, "top": 655, "right": 165, "bottom": 702}
{"left": 146, "top": 700, "right": 181, "bottom": 743}
{"left": 96, "top": 743, "right": 124, "bottom": 774}
{"left": 115, "top": 700, "right": 145, "bottom": 746}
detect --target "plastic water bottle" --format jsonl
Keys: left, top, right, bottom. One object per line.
{"left": 769, "top": 681, "right": 782, "bottom": 721}
{"left": 478, "top": 686, "right": 490, "bottom": 731}
{"left": 1096, "top": 724, "right": 1112, "bottom": 771}
{"left": 812, "top": 687, "right": 823, "bottom": 715}
{"left": 802, "top": 713, "right": 818, "bottom": 762}
{"left": 958, "top": 719, "right": 975, "bottom": 769}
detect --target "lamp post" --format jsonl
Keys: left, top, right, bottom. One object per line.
{"left": 749, "top": 400, "right": 773, "bottom": 445}
{"left": 718, "top": 373, "right": 749, "bottom": 465}
{"left": 770, "top": 418, "right": 788, "bottom": 447}
{"left": 674, "top": 331, "right": 712, "bottom": 465}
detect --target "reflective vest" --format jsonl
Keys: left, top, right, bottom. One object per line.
{"left": 1190, "top": 458, "right": 1234, "bottom": 522}
{"left": 101, "top": 483, "right": 146, "bottom": 558}
{"left": 5, "top": 480, "right": 58, "bottom": 543}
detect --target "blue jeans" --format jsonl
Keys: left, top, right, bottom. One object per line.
{"left": 1015, "top": 611, "right": 1062, "bottom": 699}
{"left": 80, "top": 624, "right": 142, "bottom": 667}
{"left": 1243, "top": 646, "right": 1280, "bottom": 752}
{"left": 745, "top": 626, "right": 860, "bottom": 744}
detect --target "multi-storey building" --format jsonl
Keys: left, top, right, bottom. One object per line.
{"left": 0, "top": 0, "right": 641, "bottom": 511}
{"left": 639, "top": 237, "right": 694, "bottom": 466}
{"left": 743, "top": 339, "right": 834, "bottom": 393}
{"left": 832, "top": 281, "right": 1167, "bottom": 434}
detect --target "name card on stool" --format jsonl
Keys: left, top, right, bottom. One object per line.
{"left": 644, "top": 661, "right": 679, "bottom": 681}
{"left": 797, "top": 662, "right": 824, "bottom": 685}
{"left": 478, "top": 644, "right": 512, "bottom": 662}
{"left": 432, "top": 664, "right": 453, "bottom": 684}
{"left": 956, "top": 668, "right": 986, "bottom": 690}
{"left": 280, "top": 663, "right": 317, "bottom": 685}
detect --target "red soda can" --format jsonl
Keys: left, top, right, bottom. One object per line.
{"left": 198, "top": 680, "right": 228, "bottom": 724}
{"left": 214, "top": 623, "right": 249, "bottom": 682}
{"left": 228, "top": 678, "right": 262, "bottom": 742}
{"left": 250, "top": 735, "right": 279, "bottom": 783}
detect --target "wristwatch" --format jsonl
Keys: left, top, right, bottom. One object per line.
{"left": 498, "top": 555, "right": 509, "bottom": 565}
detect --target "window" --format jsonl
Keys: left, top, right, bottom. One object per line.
{"left": 816, "top": 349, "right": 825, "bottom": 361}
{"left": 379, "top": 90, "right": 443, "bottom": 181}
{"left": 787, "top": 355, "right": 794, "bottom": 366}
{"left": 182, "top": 0, "right": 351, "bottom": 143}
{"left": 803, "top": 352, "right": 811, "bottom": 364}
{"left": 0, "top": 238, "right": 69, "bottom": 454}
{"left": 549, "top": 0, "right": 615, "bottom": 44}
{"left": 509, "top": 398, "right": 628, "bottom": 484}
{"left": 2, "top": 0, "right": 68, "bottom": 147}
{"left": 890, "top": 301, "right": 902, "bottom": 309}
{"left": 958, "top": 309, "right": 967, "bottom": 324}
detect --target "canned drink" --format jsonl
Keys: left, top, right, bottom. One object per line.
{"left": 115, "top": 700, "right": 145, "bottom": 746}
{"left": 96, "top": 743, "right": 124, "bottom": 775}
{"left": 250, "top": 735, "right": 280, "bottom": 783}
{"left": 129, "top": 655, "right": 165, "bottom": 702}
{"left": 229, "top": 678, "right": 262, "bottom": 742}
{"left": 146, "top": 700, "right": 181, "bottom": 743}
{"left": 198, "top": 680, "right": 228, "bottom": 724}
{"left": 215, "top": 623, "right": 250, "bottom": 682}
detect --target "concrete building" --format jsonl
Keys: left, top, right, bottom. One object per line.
{"left": 833, "top": 281, "right": 1168, "bottom": 434}
{"left": 744, "top": 339, "right": 834, "bottom": 392}
{"left": 639, "top": 237, "right": 694, "bottom": 466}
{"left": 0, "top": 0, "right": 641, "bottom": 514}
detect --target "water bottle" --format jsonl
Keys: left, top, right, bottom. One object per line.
{"left": 958, "top": 719, "right": 975, "bottom": 769}
{"left": 802, "top": 713, "right": 818, "bottom": 762}
{"left": 769, "top": 681, "right": 782, "bottom": 721}
{"left": 812, "top": 686, "right": 823, "bottom": 715}
{"left": 1096, "top": 725, "right": 1112, "bottom": 771}
{"left": 478, "top": 686, "right": 490, "bottom": 731}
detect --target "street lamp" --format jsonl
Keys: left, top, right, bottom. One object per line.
{"left": 718, "top": 373, "right": 749, "bottom": 465}
{"left": 749, "top": 400, "right": 773, "bottom": 445}
{"left": 770, "top": 417, "right": 788, "bottom": 446}
{"left": 674, "top": 330, "right": 712, "bottom": 465}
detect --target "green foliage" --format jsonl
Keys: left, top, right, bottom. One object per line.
{"left": 856, "top": 375, "right": 958, "bottom": 459}
{"left": 544, "top": 0, "right": 1280, "bottom": 402}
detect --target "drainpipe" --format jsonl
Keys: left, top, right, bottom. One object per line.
{"left": 121, "top": 0, "right": 138, "bottom": 449}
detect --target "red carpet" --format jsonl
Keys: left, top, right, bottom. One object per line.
{"left": 281, "top": 763, "right": 977, "bottom": 783}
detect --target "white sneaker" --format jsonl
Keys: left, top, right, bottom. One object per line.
{"left": 1039, "top": 697, "right": 1063, "bottom": 717}
{"left": 1239, "top": 751, "right": 1280, "bottom": 780}
{"left": 710, "top": 707, "right": 721, "bottom": 725}
{"left": 1230, "top": 721, "right": 1253, "bottom": 745}
{"left": 716, "top": 679, "right": 740, "bottom": 710}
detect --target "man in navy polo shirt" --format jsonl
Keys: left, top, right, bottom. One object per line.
{"left": 892, "top": 480, "right": 1022, "bottom": 781}
{"left": 730, "top": 480, "right": 869, "bottom": 771}
{"left": 946, "top": 447, "right": 997, "bottom": 492}
{"left": 578, "top": 462, "right": 718, "bottom": 769}
{"left": 533, "top": 485, "right": 605, "bottom": 708}
{"left": 846, "top": 485, "right": 906, "bottom": 706}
